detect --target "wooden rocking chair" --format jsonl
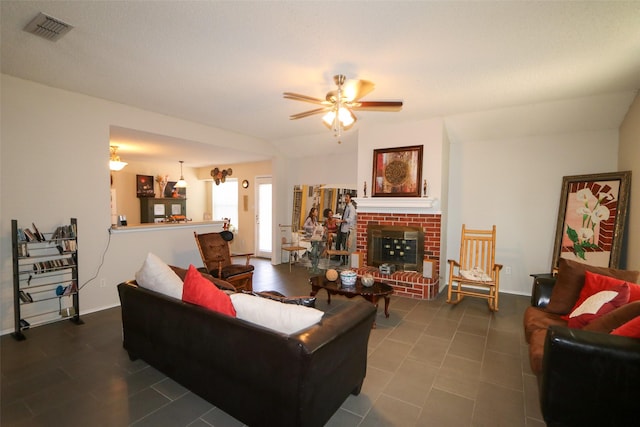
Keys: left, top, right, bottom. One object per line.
{"left": 447, "top": 224, "right": 502, "bottom": 311}
{"left": 194, "top": 231, "right": 254, "bottom": 292}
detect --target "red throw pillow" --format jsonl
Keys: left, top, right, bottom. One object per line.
{"left": 611, "top": 316, "right": 640, "bottom": 338}
{"left": 562, "top": 271, "right": 636, "bottom": 321}
{"left": 629, "top": 281, "right": 640, "bottom": 303}
{"left": 182, "top": 264, "right": 236, "bottom": 317}
{"left": 567, "top": 283, "right": 629, "bottom": 328}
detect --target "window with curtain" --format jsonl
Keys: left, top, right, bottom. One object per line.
{"left": 212, "top": 179, "right": 238, "bottom": 228}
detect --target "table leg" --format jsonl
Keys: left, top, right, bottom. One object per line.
{"left": 384, "top": 296, "right": 390, "bottom": 318}
{"left": 368, "top": 296, "right": 379, "bottom": 329}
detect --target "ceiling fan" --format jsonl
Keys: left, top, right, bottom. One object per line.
{"left": 284, "top": 74, "right": 403, "bottom": 140}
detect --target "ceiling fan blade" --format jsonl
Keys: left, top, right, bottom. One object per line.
{"left": 343, "top": 79, "right": 375, "bottom": 102}
{"left": 283, "top": 92, "right": 328, "bottom": 105}
{"left": 351, "top": 100, "right": 403, "bottom": 112}
{"left": 289, "top": 107, "right": 330, "bottom": 120}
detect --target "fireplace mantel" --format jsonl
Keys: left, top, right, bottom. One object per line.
{"left": 354, "top": 197, "right": 440, "bottom": 214}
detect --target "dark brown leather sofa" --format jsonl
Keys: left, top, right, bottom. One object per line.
{"left": 117, "top": 281, "right": 376, "bottom": 427}
{"left": 526, "top": 275, "right": 640, "bottom": 427}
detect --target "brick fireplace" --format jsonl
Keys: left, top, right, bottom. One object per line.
{"left": 351, "top": 198, "right": 442, "bottom": 300}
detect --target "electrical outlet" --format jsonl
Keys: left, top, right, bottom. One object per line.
{"left": 504, "top": 266, "right": 512, "bottom": 275}
{"left": 100, "top": 279, "right": 106, "bottom": 288}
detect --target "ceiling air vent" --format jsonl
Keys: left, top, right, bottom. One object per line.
{"left": 24, "top": 12, "right": 73, "bottom": 42}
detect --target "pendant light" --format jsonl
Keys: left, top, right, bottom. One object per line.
{"left": 174, "top": 160, "right": 188, "bottom": 188}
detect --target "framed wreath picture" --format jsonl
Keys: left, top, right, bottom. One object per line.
{"left": 372, "top": 145, "right": 423, "bottom": 197}
{"left": 551, "top": 171, "right": 631, "bottom": 269}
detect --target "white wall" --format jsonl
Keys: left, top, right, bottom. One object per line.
{"left": 446, "top": 129, "right": 620, "bottom": 295}
{"left": 0, "top": 75, "right": 275, "bottom": 333}
{"left": 618, "top": 92, "right": 640, "bottom": 270}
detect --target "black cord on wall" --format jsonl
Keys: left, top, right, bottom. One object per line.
{"left": 78, "top": 227, "right": 112, "bottom": 291}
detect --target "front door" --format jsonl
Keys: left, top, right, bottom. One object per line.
{"left": 255, "top": 176, "right": 272, "bottom": 258}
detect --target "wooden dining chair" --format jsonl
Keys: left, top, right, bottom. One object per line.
{"left": 447, "top": 224, "right": 502, "bottom": 311}
{"left": 280, "top": 231, "right": 306, "bottom": 272}
{"left": 325, "top": 231, "right": 352, "bottom": 265}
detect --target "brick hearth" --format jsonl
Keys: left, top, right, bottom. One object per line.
{"left": 354, "top": 212, "right": 441, "bottom": 300}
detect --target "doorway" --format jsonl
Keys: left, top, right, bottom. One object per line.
{"left": 255, "top": 176, "right": 272, "bottom": 258}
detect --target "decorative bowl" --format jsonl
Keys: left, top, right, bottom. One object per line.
{"left": 325, "top": 268, "right": 338, "bottom": 282}
{"left": 339, "top": 270, "right": 357, "bottom": 287}
{"left": 361, "top": 273, "right": 375, "bottom": 287}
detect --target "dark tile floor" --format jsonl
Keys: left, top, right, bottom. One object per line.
{"left": 1, "top": 259, "right": 545, "bottom": 426}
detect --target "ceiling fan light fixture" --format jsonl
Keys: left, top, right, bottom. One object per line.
{"left": 109, "top": 145, "right": 128, "bottom": 171}
{"left": 174, "top": 160, "right": 188, "bottom": 188}
{"left": 338, "top": 107, "right": 355, "bottom": 127}
{"left": 285, "top": 74, "right": 401, "bottom": 139}
{"left": 322, "top": 107, "right": 355, "bottom": 129}
{"left": 322, "top": 110, "right": 336, "bottom": 127}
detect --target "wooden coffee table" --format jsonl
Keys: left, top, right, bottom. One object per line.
{"left": 309, "top": 275, "right": 394, "bottom": 326}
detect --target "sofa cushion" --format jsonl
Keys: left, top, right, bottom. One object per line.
{"left": 459, "top": 268, "right": 493, "bottom": 282}
{"left": 528, "top": 328, "right": 548, "bottom": 375}
{"left": 567, "top": 283, "right": 629, "bottom": 329}
{"left": 611, "top": 315, "right": 640, "bottom": 338}
{"left": 523, "top": 306, "right": 567, "bottom": 343}
{"left": 182, "top": 265, "right": 236, "bottom": 317}
{"left": 135, "top": 252, "right": 183, "bottom": 299}
{"left": 546, "top": 258, "right": 640, "bottom": 315}
{"left": 230, "top": 293, "right": 323, "bottom": 335}
{"left": 583, "top": 301, "right": 640, "bottom": 333}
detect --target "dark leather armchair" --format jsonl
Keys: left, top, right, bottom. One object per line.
{"left": 194, "top": 231, "right": 254, "bottom": 292}
{"left": 540, "top": 325, "right": 640, "bottom": 427}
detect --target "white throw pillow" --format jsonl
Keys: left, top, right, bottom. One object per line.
{"left": 230, "top": 293, "right": 324, "bottom": 335}
{"left": 135, "top": 253, "right": 183, "bottom": 299}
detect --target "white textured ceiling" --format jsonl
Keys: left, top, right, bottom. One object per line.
{"left": 2, "top": 1, "right": 639, "bottom": 165}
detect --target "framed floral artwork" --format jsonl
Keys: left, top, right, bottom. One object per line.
{"left": 372, "top": 145, "right": 423, "bottom": 197}
{"left": 552, "top": 171, "right": 631, "bottom": 269}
